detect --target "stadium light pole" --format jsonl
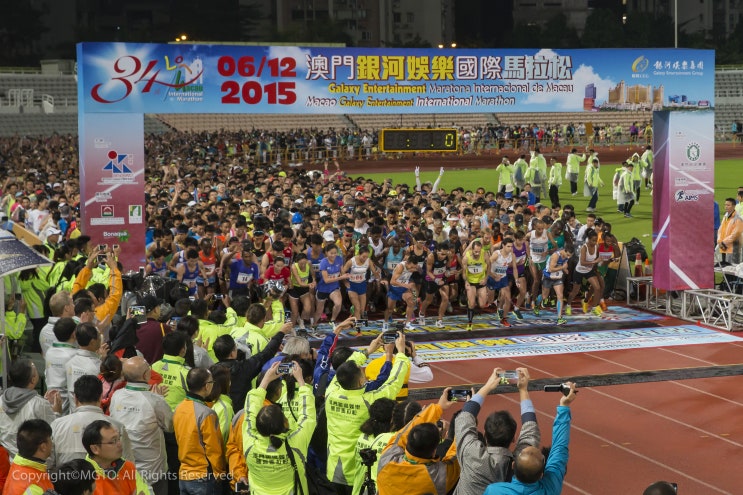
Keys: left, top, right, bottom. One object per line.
{"left": 674, "top": 0, "right": 678, "bottom": 48}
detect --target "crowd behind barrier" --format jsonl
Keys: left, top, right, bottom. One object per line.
{"left": 0, "top": 124, "right": 716, "bottom": 495}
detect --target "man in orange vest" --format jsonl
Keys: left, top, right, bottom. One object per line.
{"left": 2, "top": 419, "right": 54, "bottom": 495}
{"left": 717, "top": 197, "right": 743, "bottom": 265}
{"left": 82, "top": 420, "right": 149, "bottom": 495}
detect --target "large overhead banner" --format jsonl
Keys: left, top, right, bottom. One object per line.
{"left": 78, "top": 44, "right": 714, "bottom": 114}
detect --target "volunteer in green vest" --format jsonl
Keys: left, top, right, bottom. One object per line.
{"left": 325, "top": 332, "right": 411, "bottom": 494}
{"left": 565, "top": 148, "right": 586, "bottom": 196}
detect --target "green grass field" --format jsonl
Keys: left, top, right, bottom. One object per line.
{"left": 353, "top": 158, "right": 743, "bottom": 256}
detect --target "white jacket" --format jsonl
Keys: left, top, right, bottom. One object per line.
{"left": 50, "top": 404, "right": 135, "bottom": 469}
{"left": 44, "top": 342, "right": 78, "bottom": 414}
{"left": 65, "top": 350, "right": 101, "bottom": 414}
{"left": 0, "top": 388, "right": 58, "bottom": 456}
{"left": 110, "top": 382, "right": 174, "bottom": 485}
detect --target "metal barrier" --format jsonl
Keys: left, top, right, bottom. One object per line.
{"left": 682, "top": 288, "right": 743, "bottom": 332}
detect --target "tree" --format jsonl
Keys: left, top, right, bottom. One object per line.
{"left": 542, "top": 13, "right": 580, "bottom": 48}
{"left": 509, "top": 22, "right": 542, "bottom": 49}
{"left": 581, "top": 8, "right": 624, "bottom": 48}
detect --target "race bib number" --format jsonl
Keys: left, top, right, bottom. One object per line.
{"left": 387, "top": 261, "right": 399, "bottom": 271}
{"left": 312, "top": 263, "right": 321, "bottom": 272}
{"left": 433, "top": 267, "right": 446, "bottom": 276}
{"left": 236, "top": 273, "right": 253, "bottom": 284}
{"left": 598, "top": 252, "right": 613, "bottom": 261}
{"left": 204, "top": 263, "right": 216, "bottom": 273}
{"left": 532, "top": 244, "right": 546, "bottom": 254}
{"left": 548, "top": 270, "right": 563, "bottom": 280}
{"left": 468, "top": 264, "right": 483, "bottom": 274}
{"left": 349, "top": 273, "right": 365, "bottom": 283}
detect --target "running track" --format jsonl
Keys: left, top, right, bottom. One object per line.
{"left": 409, "top": 319, "right": 743, "bottom": 494}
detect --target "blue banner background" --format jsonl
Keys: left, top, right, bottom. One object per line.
{"left": 77, "top": 43, "right": 714, "bottom": 114}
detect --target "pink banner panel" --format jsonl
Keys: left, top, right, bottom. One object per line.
{"left": 652, "top": 111, "right": 715, "bottom": 290}
{"left": 78, "top": 113, "right": 146, "bottom": 271}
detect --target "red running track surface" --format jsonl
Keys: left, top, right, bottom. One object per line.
{"left": 414, "top": 333, "right": 743, "bottom": 494}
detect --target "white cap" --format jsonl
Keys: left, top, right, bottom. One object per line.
{"left": 260, "top": 201, "right": 270, "bottom": 208}
{"left": 187, "top": 200, "right": 197, "bottom": 207}
{"left": 322, "top": 230, "right": 335, "bottom": 242}
{"left": 45, "top": 227, "right": 62, "bottom": 236}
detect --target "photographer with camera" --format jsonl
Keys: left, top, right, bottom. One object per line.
{"left": 364, "top": 336, "right": 433, "bottom": 400}
{"left": 312, "top": 316, "right": 391, "bottom": 399}
{"left": 377, "top": 387, "right": 460, "bottom": 495}
{"left": 243, "top": 360, "right": 316, "bottom": 495}
{"left": 351, "top": 398, "right": 396, "bottom": 495}
{"left": 325, "top": 331, "right": 409, "bottom": 494}
{"left": 484, "top": 382, "right": 578, "bottom": 495}
{"left": 454, "top": 367, "right": 540, "bottom": 495}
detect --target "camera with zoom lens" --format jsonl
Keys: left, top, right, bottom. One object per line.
{"left": 359, "top": 448, "right": 377, "bottom": 467}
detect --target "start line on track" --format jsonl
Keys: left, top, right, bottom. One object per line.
{"left": 363, "top": 325, "right": 742, "bottom": 363}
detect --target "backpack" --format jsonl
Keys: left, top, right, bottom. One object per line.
{"left": 625, "top": 237, "right": 648, "bottom": 263}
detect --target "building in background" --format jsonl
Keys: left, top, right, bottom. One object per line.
{"left": 274, "top": 0, "right": 454, "bottom": 47}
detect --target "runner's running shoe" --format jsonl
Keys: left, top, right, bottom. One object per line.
{"left": 497, "top": 309, "right": 504, "bottom": 320}
{"left": 556, "top": 317, "right": 568, "bottom": 325}
{"left": 500, "top": 318, "right": 511, "bottom": 328}
{"left": 436, "top": 319, "right": 444, "bottom": 328}
{"left": 405, "top": 321, "right": 416, "bottom": 331}
{"left": 512, "top": 308, "right": 524, "bottom": 320}
{"left": 565, "top": 306, "right": 572, "bottom": 316}
{"left": 466, "top": 323, "right": 473, "bottom": 331}
{"left": 582, "top": 301, "right": 590, "bottom": 314}
{"left": 417, "top": 314, "right": 426, "bottom": 325}
{"left": 593, "top": 306, "right": 603, "bottom": 316}
{"left": 533, "top": 305, "right": 540, "bottom": 316}
{"left": 599, "top": 300, "right": 608, "bottom": 311}
{"left": 381, "top": 321, "right": 389, "bottom": 331}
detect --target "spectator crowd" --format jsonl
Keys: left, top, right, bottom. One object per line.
{"left": 0, "top": 127, "right": 681, "bottom": 495}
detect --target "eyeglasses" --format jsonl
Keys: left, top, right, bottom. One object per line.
{"left": 97, "top": 437, "right": 122, "bottom": 445}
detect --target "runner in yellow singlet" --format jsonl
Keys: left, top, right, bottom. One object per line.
{"left": 462, "top": 240, "right": 488, "bottom": 331}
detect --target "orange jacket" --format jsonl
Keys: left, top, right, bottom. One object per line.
{"left": 2, "top": 455, "right": 54, "bottom": 495}
{"left": 718, "top": 212, "right": 743, "bottom": 254}
{"left": 72, "top": 265, "right": 123, "bottom": 323}
{"left": 225, "top": 410, "right": 247, "bottom": 491}
{"left": 86, "top": 455, "right": 149, "bottom": 495}
{"left": 377, "top": 404, "right": 460, "bottom": 495}
{"left": 174, "top": 394, "right": 227, "bottom": 480}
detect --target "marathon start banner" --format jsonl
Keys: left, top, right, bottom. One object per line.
{"left": 77, "top": 44, "right": 714, "bottom": 114}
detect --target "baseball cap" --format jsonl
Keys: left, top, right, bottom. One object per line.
{"left": 514, "top": 213, "right": 524, "bottom": 226}
{"left": 322, "top": 230, "right": 335, "bottom": 242}
{"left": 447, "top": 213, "right": 459, "bottom": 221}
{"left": 52, "top": 182, "right": 62, "bottom": 188}
{"left": 45, "top": 227, "right": 62, "bottom": 237}
{"left": 187, "top": 200, "right": 197, "bottom": 207}
{"left": 140, "top": 294, "right": 160, "bottom": 313}
{"left": 260, "top": 201, "right": 270, "bottom": 208}
{"left": 278, "top": 171, "right": 287, "bottom": 177}
{"left": 292, "top": 212, "right": 303, "bottom": 224}
{"left": 388, "top": 190, "right": 398, "bottom": 196}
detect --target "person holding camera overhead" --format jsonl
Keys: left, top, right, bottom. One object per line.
{"left": 243, "top": 360, "right": 316, "bottom": 495}
{"left": 325, "top": 332, "right": 410, "bottom": 494}
{"left": 484, "top": 382, "right": 578, "bottom": 495}
{"left": 454, "top": 367, "right": 541, "bottom": 495}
